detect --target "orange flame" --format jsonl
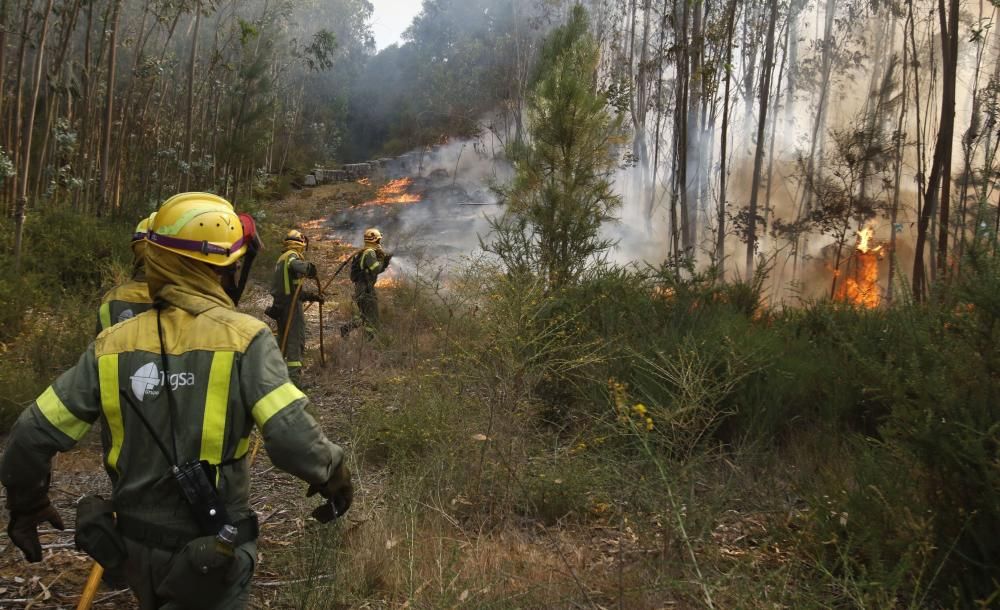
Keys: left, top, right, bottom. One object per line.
{"left": 359, "top": 178, "right": 421, "bottom": 207}
{"left": 375, "top": 267, "right": 402, "bottom": 289}
{"left": 836, "top": 226, "right": 883, "bottom": 308}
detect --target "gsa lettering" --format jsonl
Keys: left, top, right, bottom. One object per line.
{"left": 161, "top": 372, "right": 195, "bottom": 390}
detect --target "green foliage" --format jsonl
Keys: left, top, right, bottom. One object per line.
{"left": 0, "top": 211, "right": 128, "bottom": 426}
{"left": 302, "top": 29, "right": 338, "bottom": 72}
{"left": 457, "top": 249, "right": 999, "bottom": 605}
{"left": 487, "top": 6, "right": 624, "bottom": 290}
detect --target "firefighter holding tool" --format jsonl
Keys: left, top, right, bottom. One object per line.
{"left": 268, "top": 229, "right": 323, "bottom": 386}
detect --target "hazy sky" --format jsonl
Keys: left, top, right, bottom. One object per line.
{"left": 370, "top": 0, "right": 423, "bottom": 50}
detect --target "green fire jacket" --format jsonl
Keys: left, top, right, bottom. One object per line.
{"left": 96, "top": 278, "right": 154, "bottom": 334}
{"left": 1, "top": 284, "right": 343, "bottom": 530}
{"left": 271, "top": 250, "right": 316, "bottom": 304}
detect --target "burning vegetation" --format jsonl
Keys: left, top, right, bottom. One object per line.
{"left": 360, "top": 178, "right": 422, "bottom": 207}
{"left": 835, "top": 226, "right": 884, "bottom": 308}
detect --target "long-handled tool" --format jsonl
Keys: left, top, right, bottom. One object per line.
{"left": 314, "top": 276, "right": 326, "bottom": 367}
{"left": 304, "top": 251, "right": 358, "bottom": 313}
{"left": 76, "top": 562, "right": 104, "bottom": 609}
{"left": 279, "top": 280, "right": 305, "bottom": 357}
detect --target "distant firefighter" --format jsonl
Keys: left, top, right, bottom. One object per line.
{"left": 96, "top": 214, "right": 156, "bottom": 333}
{"left": 269, "top": 229, "right": 323, "bottom": 386}
{"left": 341, "top": 228, "right": 392, "bottom": 340}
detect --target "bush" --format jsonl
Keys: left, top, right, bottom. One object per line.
{"left": 0, "top": 209, "right": 129, "bottom": 427}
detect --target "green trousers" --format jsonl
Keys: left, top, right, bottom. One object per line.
{"left": 276, "top": 300, "right": 306, "bottom": 378}
{"left": 341, "top": 282, "right": 378, "bottom": 339}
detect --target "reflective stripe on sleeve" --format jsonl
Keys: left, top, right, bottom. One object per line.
{"left": 251, "top": 382, "right": 305, "bottom": 427}
{"left": 200, "top": 351, "right": 234, "bottom": 464}
{"left": 98, "top": 354, "right": 124, "bottom": 473}
{"left": 36, "top": 386, "right": 91, "bottom": 441}
{"left": 286, "top": 361, "right": 303, "bottom": 368}
{"left": 99, "top": 303, "right": 112, "bottom": 330}
{"left": 282, "top": 252, "right": 299, "bottom": 295}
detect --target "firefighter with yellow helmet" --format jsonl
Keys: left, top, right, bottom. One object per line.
{"left": 340, "top": 227, "right": 391, "bottom": 340}
{"left": 0, "top": 193, "right": 352, "bottom": 609}
{"left": 269, "top": 229, "right": 323, "bottom": 385}
{"left": 96, "top": 213, "right": 156, "bottom": 333}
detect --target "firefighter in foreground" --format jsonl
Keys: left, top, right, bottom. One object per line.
{"left": 269, "top": 229, "right": 323, "bottom": 385}
{"left": 97, "top": 214, "right": 156, "bottom": 333}
{"left": 0, "top": 193, "right": 352, "bottom": 609}
{"left": 340, "top": 228, "right": 391, "bottom": 340}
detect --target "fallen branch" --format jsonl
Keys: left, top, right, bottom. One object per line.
{"left": 256, "top": 573, "right": 337, "bottom": 587}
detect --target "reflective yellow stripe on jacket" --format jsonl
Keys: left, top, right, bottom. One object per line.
{"left": 200, "top": 351, "right": 234, "bottom": 464}
{"left": 99, "top": 303, "right": 112, "bottom": 331}
{"left": 279, "top": 251, "right": 299, "bottom": 295}
{"left": 362, "top": 248, "right": 381, "bottom": 272}
{"left": 98, "top": 354, "right": 125, "bottom": 473}
{"left": 36, "top": 387, "right": 91, "bottom": 441}
{"left": 252, "top": 382, "right": 305, "bottom": 427}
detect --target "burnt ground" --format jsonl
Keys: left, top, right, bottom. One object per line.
{"left": 0, "top": 183, "right": 395, "bottom": 609}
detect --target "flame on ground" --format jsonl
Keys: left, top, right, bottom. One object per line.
{"left": 376, "top": 268, "right": 402, "bottom": 289}
{"left": 836, "top": 226, "right": 883, "bottom": 308}
{"left": 359, "top": 178, "right": 421, "bottom": 207}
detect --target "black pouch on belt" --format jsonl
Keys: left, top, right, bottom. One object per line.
{"left": 156, "top": 535, "right": 246, "bottom": 607}
{"left": 74, "top": 495, "right": 127, "bottom": 569}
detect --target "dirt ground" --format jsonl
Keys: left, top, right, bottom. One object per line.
{"left": 0, "top": 184, "right": 389, "bottom": 608}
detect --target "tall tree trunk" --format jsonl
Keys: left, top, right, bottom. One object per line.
{"left": 912, "top": 0, "right": 959, "bottom": 299}
{"left": 98, "top": 0, "right": 122, "bottom": 216}
{"left": 9, "top": 2, "right": 31, "bottom": 210}
{"left": 184, "top": 2, "right": 201, "bottom": 191}
{"left": 13, "top": 0, "right": 55, "bottom": 273}
{"left": 645, "top": 0, "right": 669, "bottom": 245}
{"left": 675, "top": 0, "right": 691, "bottom": 254}
{"left": 631, "top": 0, "right": 651, "bottom": 225}
{"left": 745, "top": 0, "right": 779, "bottom": 280}
{"left": 717, "top": 0, "right": 737, "bottom": 275}
{"left": 684, "top": 0, "right": 703, "bottom": 250}
{"left": 0, "top": 0, "right": 8, "bottom": 209}
{"left": 33, "top": 0, "right": 83, "bottom": 205}
{"left": 888, "top": 31, "right": 909, "bottom": 305}
{"left": 793, "top": 0, "right": 837, "bottom": 278}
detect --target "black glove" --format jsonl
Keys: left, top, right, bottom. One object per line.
{"left": 302, "top": 292, "right": 324, "bottom": 304}
{"left": 382, "top": 253, "right": 393, "bottom": 269}
{"left": 305, "top": 262, "right": 318, "bottom": 278}
{"left": 306, "top": 462, "right": 353, "bottom": 522}
{"left": 8, "top": 502, "right": 65, "bottom": 562}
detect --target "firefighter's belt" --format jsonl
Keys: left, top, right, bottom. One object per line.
{"left": 117, "top": 513, "right": 259, "bottom": 551}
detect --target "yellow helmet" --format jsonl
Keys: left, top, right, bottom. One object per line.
{"left": 364, "top": 228, "right": 382, "bottom": 244}
{"left": 284, "top": 229, "right": 307, "bottom": 250}
{"left": 131, "top": 212, "right": 155, "bottom": 258}
{"left": 132, "top": 213, "right": 156, "bottom": 242}
{"left": 146, "top": 193, "right": 246, "bottom": 266}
